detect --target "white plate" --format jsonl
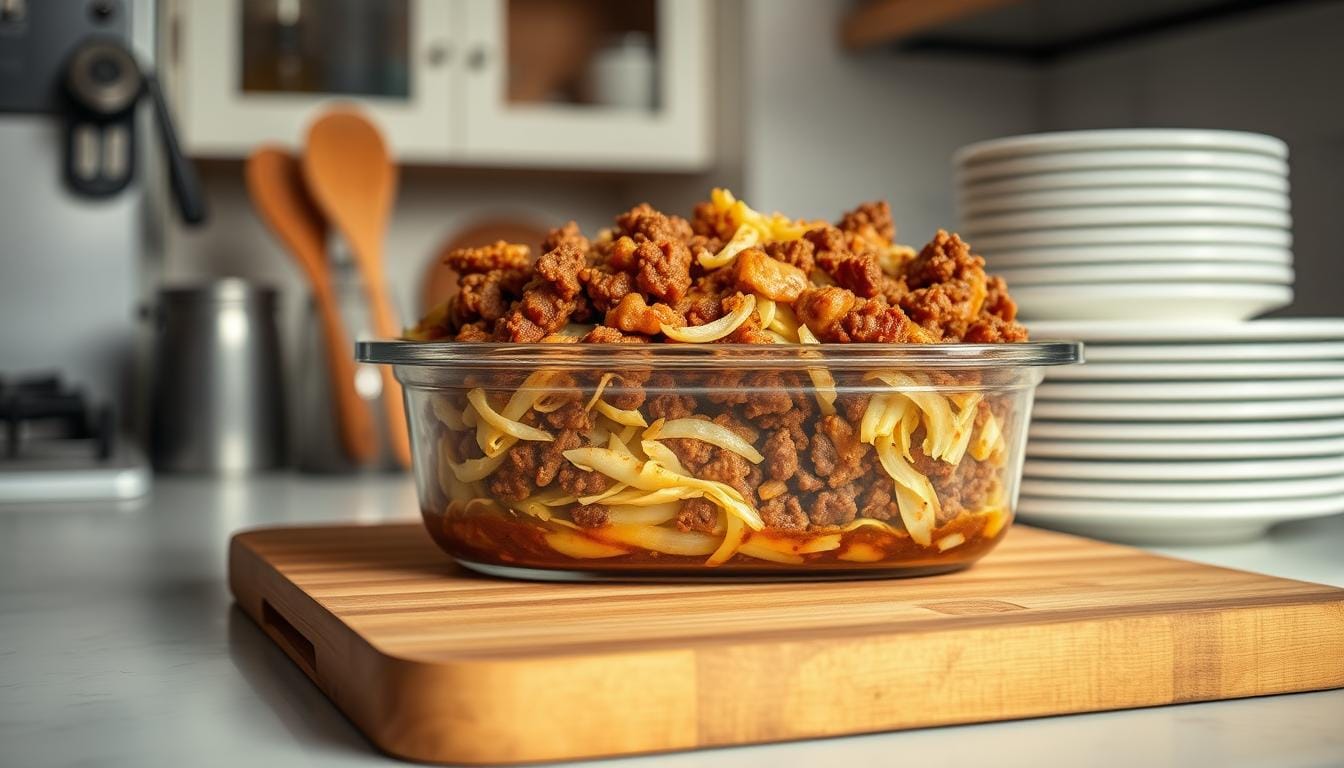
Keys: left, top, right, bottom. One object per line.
{"left": 1021, "top": 474, "right": 1344, "bottom": 501}
{"left": 961, "top": 168, "right": 1290, "bottom": 197}
{"left": 1025, "top": 434, "right": 1344, "bottom": 460}
{"left": 997, "top": 262, "right": 1293, "bottom": 287}
{"left": 987, "top": 245, "right": 1293, "bottom": 268}
{"left": 958, "top": 150, "right": 1289, "bottom": 183}
{"left": 1027, "top": 318, "right": 1344, "bottom": 343}
{"left": 964, "top": 205, "right": 1291, "bottom": 233}
{"left": 955, "top": 129, "right": 1288, "bottom": 165}
{"left": 1044, "top": 360, "right": 1344, "bottom": 381}
{"left": 1036, "top": 379, "right": 1344, "bottom": 402}
{"left": 1014, "top": 283, "right": 1292, "bottom": 322}
{"left": 1033, "top": 398, "right": 1344, "bottom": 422}
{"left": 1017, "top": 494, "right": 1344, "bottom": 545}
{"left": 1024, "top": 454, "right": 1344, "bottom": 481}
{"left": 1028, "top": 417, "right": 1344, "bottom": 441}
{"left": 1079, "top": 341, "right": 1344, "bottom": 362}
{"left": 960, "top": 186, "right": 1290, "bottom": 215}
{"left": 971, "top": 225, "right": 1292, "bottom": 251}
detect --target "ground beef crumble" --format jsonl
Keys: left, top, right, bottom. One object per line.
{"left": 763, "top": 429, "right": 799, "bottom": 482}
{"left": 444, "top": 241, "right": 530, "bottom": 274}
{"left": 812, "top": 488, "right": 859, "bottom": 527}
{"left": 760, "top": 494, "right": 809, "bottom": 531}
{"left": 420, "top": 192, "right": 1027, "bottom": 532}
{"left": 676, "top": 498, "right": 719, "bottom": 533}
{"left": 571, "top": 503, "right": 609, "bottom": 528}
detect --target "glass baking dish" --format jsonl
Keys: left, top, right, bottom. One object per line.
{"left": 360, "top": 340, "right": 1080, "bottom": 580}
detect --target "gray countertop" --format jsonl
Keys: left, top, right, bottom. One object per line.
{"left": 2, "top": 475, "right": 1342, "bottom": 768}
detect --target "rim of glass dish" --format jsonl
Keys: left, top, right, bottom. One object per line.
{"left": 358, "top": 340, "right": 1083, "bottom": 370}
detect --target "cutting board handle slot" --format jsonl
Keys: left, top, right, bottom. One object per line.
{"left": 262, "top": 599, "right": 317, "bottom": 675}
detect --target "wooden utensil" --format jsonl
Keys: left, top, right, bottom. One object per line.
{"left": 231, "top": 522, "right": 1344, "bottom": 765}
{"left": 244, "top": 147, "right": 378, "bottom": 465}
{"left": 301, "top": 110, "right": 411, "bottom": 469}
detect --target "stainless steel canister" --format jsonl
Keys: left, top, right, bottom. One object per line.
{"left": 149, "top": 280, "right": 284, "bottom": 473}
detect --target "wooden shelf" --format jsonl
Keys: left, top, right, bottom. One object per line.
{"left": 841, "top": 0, "right": 1022, "bottom": 50}
{"left": 841, "top": 0, "right": 1322, "bottom": 61}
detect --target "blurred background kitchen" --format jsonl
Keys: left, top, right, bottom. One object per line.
{"left": 5, "top": 3, "right": 1344, "bottom": 766}
{"left": 2, "top": 0, "right": 1342, "bottom": 494}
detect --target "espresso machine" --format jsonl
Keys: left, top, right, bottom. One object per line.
{"left": 0, "top": 0, "right": 204, "bottom": 500}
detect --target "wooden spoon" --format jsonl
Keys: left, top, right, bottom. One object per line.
{"left": 301, "top": 110, "right": 412, "bottom": 469}
{"left": 245, "top": 146, "right": 378, "bottom": 465}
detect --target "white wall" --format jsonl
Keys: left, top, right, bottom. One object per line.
{"left": 739, "top": 0, "right": 1043, "bottom": 246}
{"left": 1043, "top": 2, "right": 1344, "bottom": 317}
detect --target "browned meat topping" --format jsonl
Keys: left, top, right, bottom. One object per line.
{"left": 605, "top": 293, "right": 684, "bottom": 335}
{"left": 577, "top": 324, "right": 648, "bottom": 344}
{"left": 616, "top": 203, "right": 694, "bottom": 244}
{"left": 839, "top": 200, "right": 896, "bottom": 246}
{"left": 797, "top": 287, "right": 926, "bottom": 344}
{"left": 635, "top": 239, "right": 693, "bottom": 305}
{"left": 417, "top": 190, "right": 1029, "bottom": 546}
{"left": 452, "top": 321, "right": 492, "bottom": 342}
{"left": 534, "top": 243, "right": 586, "bottom": 301}
{"left": 541, "top": 221, "right": 590, "bottom": 254}
{"left": 418, "top": 193, "right": 1023, "bottom": 346}
{"left": 794, "top": 286, "right": 857, "bottom": 337}
{"left": 580, "top": 266, "right": 636, "bottom": 313}
{"left": 445, "top": 241, "right": 531, "bottom": 274}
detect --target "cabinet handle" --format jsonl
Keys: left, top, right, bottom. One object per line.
{"left": 466, "top": 46, "right": 489, "bottom": 71}
{"left": 426, "top": 41, "right": 453, "bottom": 68}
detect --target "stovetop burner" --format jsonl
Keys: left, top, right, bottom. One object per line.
{"left": 1, "top": 372, "right": 115, "bottom": 461}
{"left": 0, "top": 371, "right": 147, "bottom": 504}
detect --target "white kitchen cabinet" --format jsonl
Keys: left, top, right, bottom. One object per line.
{"left": 169, "top": 0, "right": 456, "bottom": 160}
{"left": 165, "top": 0, "right": 711, "bottom": 170}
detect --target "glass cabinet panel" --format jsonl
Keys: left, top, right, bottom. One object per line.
{"left": 240, "top": 0, "right": 412, "bottom": 98}
{"left": 504, "top": 0, "right": 660, "bottom": 112}
{"left": 176, "top": 0, "right": 454, "bottom": 158}
{"left": 460, "top": 0, "right": 710, "bottom": 169}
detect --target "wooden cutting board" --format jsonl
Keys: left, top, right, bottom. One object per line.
{"left": 229, "top": 523, "right": 1344, "bottom": 765}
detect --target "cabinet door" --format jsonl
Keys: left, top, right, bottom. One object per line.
{"left": 172, "top": 0, "right": 456, "bottom": 160}
{"left": 460, "top": 0, "right": 711, "bottom": 170}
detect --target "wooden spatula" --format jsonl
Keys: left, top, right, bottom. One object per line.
{"left": 301, "top": 109, "right": 412, "bottom": 469}
{"left": 245, "top": 146, "right": 378, "bottom": 465}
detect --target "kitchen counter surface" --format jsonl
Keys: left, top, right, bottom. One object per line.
{"left": 2, "top": 475, "right": 1341, "bottom": 768}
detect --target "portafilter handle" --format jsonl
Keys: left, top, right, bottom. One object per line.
{"left": 143, "top": 71, "right": 206, "bottom": 225}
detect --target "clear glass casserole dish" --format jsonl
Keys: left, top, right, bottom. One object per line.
{"left": 360, "top": 340, "right": 1080, "bottom": 580}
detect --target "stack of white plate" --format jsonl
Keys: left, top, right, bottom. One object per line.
{"left": 1019, "top": 320, "right": 1344, "bottom": 544}
{"left": 955, "top": 129, "right": 1294, "bottom": 321}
